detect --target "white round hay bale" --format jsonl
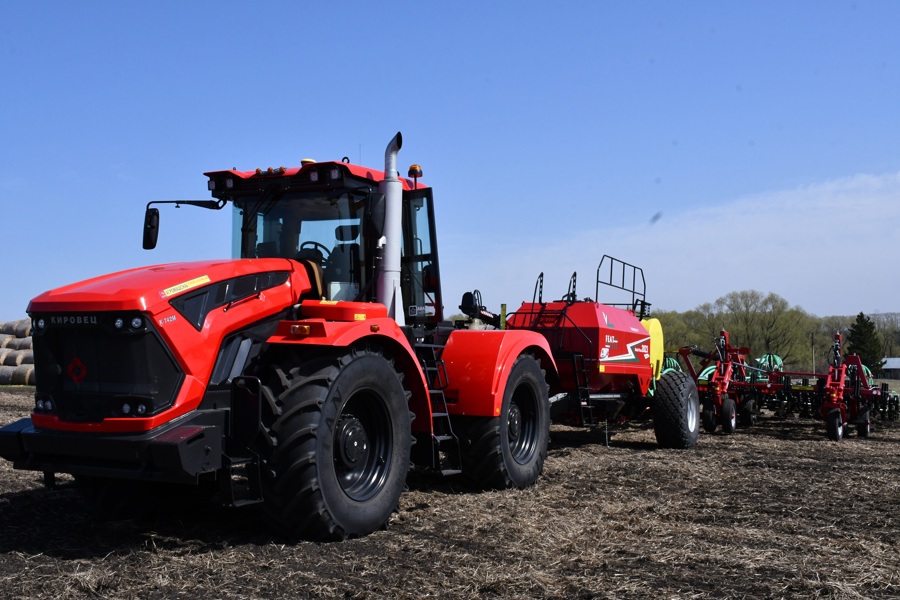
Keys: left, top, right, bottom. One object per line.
{"left": 13, "top": 319, "right": 32, "bottom": 338}
{"left": 11, "top": 364, "right": 34, "bottom": 386}
{"left": 0, "top": 334, "right": 13, "bottom": 348}
{"left": 0, "top": 322, "right": 15, "bottom": 336}
{"left": 18, "top": 350, "right": 34, "bottom": 365}
{"left": 0, "top": 366, "right": 14, "bottom": 385}
{"left": 15, "top": 350, "right": 33, "bottom": 365}
{"left": 3, "top": 350, "right": 22, "bottom": 367}
{"left": 0, "top": 348, "right": 12, "bottom": 366}
{"left": 7, "top": 337, "right": 32, "bottom": 351}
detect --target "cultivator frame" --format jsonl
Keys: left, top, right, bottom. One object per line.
{"left": 677, "top": 331, "right": 896, "bottom": 441}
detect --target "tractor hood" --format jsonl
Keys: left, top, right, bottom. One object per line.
{"left": 28, "top": 258, "right": 306, "bottom": 315}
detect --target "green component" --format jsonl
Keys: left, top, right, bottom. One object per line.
{"left": 751, "top": 354, "right": 783, "bottom": 383}
{"left": 662, "top": 356, "right": 681, "bottom": 374}
{"left": 862, "top": 364, "right": 874, "bottom": 387}
{"left": 698, "top": 364, "right": 716, "bottom": 383}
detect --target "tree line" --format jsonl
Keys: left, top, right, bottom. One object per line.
{"left": 654, "top": 290, "right": 894, "bottom": 375}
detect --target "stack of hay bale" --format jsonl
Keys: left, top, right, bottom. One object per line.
{"left": 0, "top": 318, "right": 35, "bottom": 385}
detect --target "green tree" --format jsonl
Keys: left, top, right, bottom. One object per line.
{"left": 846, "top": 312, "right": 885, "bottom": 374}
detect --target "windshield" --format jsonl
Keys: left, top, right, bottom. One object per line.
{"left": 232, "top": 191, "right": 366, "bottom": 301}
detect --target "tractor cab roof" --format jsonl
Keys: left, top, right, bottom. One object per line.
{"left": 204, "top": 160, "right": 427, "bottom": 200}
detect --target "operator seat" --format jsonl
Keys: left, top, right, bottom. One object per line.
{"left": 324, "top": 225, "right": 361, "bottom": 288}
{"left": 296, "top": 260, "right": 324, "bottom": 300}
{"left": 256, "top": 241, "right": 278, "bottom": 258}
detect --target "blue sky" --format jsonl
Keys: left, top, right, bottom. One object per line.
{"left": 2, "top": 1, "right": 899, "bottom": 321}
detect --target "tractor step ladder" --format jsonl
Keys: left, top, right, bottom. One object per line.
{"left": 416, "top": 343, "right": 462, "bottom": 476}
{"left": 220, "top": 454, "right": 264, "bottom": 507}
{"left": 573, "top": 353, "right": 594, "bottom": 425}
{"left": 573, "top": 353, "right": 610, "bottom": 445}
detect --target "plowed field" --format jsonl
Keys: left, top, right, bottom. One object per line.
{"left": 1, "top": 386, "right": 898, "bottom": 599}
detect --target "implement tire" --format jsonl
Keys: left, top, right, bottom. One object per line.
{"left": 721, "top": 397, "right": 737, "bottom": 434}
{"left": 825, "top": 408, "right": 844, "bottom": 441}
{"left": 856, "top": 407, "right": 871, "bottom": 438}
{"left": 260, "top": 347, "right": 412, "bottom": 541}
{"left": 653, "top": 371, "right": 700, "bottom": 449}
{"left": 700, "top": 400, "right": 717, "bottom": 433}
{"left": 459, "top": 354, "right": 549, "bottom": 489}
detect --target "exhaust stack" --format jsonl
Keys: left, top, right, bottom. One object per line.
{"left": 377, "top": 132, "right": 404, "bottom": 326}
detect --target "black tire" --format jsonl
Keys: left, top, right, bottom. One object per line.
{"left": 459, "top": 354, "right": 549, "bottom": 489}
{"left": 700, "top": 400, "right": 717, "bottom": 433}
{"left": 738, "top": 398, "right": 757, "bottom": 428}
{"left": 653, "top": 371, "right": 700, "bottom": 449}
{"left": 260, "top": 348, "right": 411, "bottom": 541}
{"left": 721, "top": 397, "right": 737, "bottom": 434}
{"left": 856, "top": 407, "right": 871, "bottom": 438}
{"left": 825, "top": 408, "right": 844, "bottom": 441}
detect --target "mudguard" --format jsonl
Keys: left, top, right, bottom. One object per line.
{"left": 440, "top": 329, "right": 556, "bottom": 417}
{"left": 266, "top": 306, "right": 433, "bottom": 434}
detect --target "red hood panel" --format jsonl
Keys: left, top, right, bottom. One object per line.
{"left": 28, "top": 258, "right": 300, "bottom": 314}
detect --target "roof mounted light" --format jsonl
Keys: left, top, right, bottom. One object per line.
{"left": 408, "top": 164, "right": 423, "bottom": 189}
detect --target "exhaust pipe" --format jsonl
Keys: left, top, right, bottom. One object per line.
{"left": 377, "top": 132, "right": 404, "bottom": 325}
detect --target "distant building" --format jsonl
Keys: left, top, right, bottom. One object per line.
{"left": 881, "top": 358, "right": 900, "bottom": 379}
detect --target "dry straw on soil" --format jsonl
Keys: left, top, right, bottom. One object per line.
{"left": 0, "top": 386, "right": 898, "bottom": 599}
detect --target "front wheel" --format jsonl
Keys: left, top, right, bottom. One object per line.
{"left": 721, "top": 397, "right": 737, "bottom": 434}
{"left": 825, "top": 408, "right": 844, "bottom": 441}
{"left": 260, "top": 348, "right": 412, "bottom": 540}
{"left": 460, "top": 354, "right": 550, "bottom": 489}
{"left": 653, "top": 371, "right": 700, "bottom": 449}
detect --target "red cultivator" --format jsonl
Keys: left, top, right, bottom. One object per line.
{"left": 678, "top": 332, "right": 889, "bottom": 441}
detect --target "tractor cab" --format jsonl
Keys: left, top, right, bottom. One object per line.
{"left": 148, "top": 156, "right": 444, "bottom": 329}
{"left": 214, "top": 161, "right": 443, "bottom": 327}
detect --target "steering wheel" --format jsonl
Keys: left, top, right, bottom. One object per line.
{"left": 299, "top": 241, "right": 331, "bottom": 259}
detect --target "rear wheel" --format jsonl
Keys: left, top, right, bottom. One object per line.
{"left": 739, "top": 398, "right": 757, "bottom": 427}
{"left": 856, "top": 407, "right": 871, "bottom": 438}
{"left": 460, "top": 354, "right": 549, "bottom": 489}
{"left": 653, "top": 371, "right": 700, "bottom": 449}
{"left": 700, "top": 400, "right": 717, "bottom": 433}
{"left": 721, "top": 397, "right": 737, "bottom": 434}
{"left": 825, "top": 408, "right": 844, "bottom": 441}
{"left": 259, "top": 348, "right": 412, "bottom": 540}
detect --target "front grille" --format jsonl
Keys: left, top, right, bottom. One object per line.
{"left": 31, "top": 313, "right": 184, "bottom": 422}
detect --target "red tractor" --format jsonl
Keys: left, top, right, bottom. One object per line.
{"left": 0, "top": 133, "right": 697, "bottom": 540}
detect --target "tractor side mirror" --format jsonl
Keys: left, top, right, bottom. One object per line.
{"left": 143, "top": 207, "right": 160, "bottom": 250}
{"left": 365, "top": 193, "right": 386, "bottom": 239}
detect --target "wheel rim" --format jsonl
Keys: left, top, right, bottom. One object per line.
{"left": 508, "top": 383, "right": 538, "bottom": 465}
{"left": 686, "top": 394, "right": 699, "bottom": 433}
{"left": 333, "top": 391, "right": 392, "bottom": 501}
